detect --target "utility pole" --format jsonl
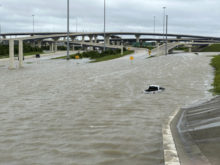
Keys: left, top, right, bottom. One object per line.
{"left": 76, "top": 17, "right": 78, "bottom": 33}
{"left": 67, "top": 0, "right": 70, "bottom": 60}
{"left": 32, "top": 14, "right": 35, "bottom": 33}
{"left": 163, "top": 7, "right": 166, "bottom": 42}
{"left": 165, "top": 15, "right": 168, "bottom": 55}
{"left": 104, "top": 0, "right": 106, "bottom": 51}
{"left": 154, "top": 16, "right": 156, "bottom": 33}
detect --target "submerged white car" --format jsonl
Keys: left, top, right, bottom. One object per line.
{"left": 144, "top": 85, "right": 165, "bottom": 94}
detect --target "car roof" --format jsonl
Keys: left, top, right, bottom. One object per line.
{"left": 149, "top": 85, "right": 160, "bottom": 88}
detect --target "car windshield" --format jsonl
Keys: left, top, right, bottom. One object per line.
{"left": 148, "top": 86, "right": 158, "bottom": 91}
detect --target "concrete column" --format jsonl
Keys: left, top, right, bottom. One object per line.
{"left": 19, "top": 40, "right": 24, "bottom": 68}
{"left": 89, "top": 35, "right": 93, "bottom": 43}
{"left": 37, "top": 40, "right": 42, "bottom": 48}
{"left": 94, "top": 35, "right": 97, "bottom": 43}
{"left": 105, "top": 35, "right": 110, "bottom": 45}
{"left": 9, "top": 39, "right": 15, "bottom": 69}
{"left": 82, "top": 36, "right": 85, "bottom": 42}
{"left": 121, "top": 46, "right": 124, "bottom": 55}
{"left": 50, "top": 42, "right": 54, "bottom": 52}
{"left": 53, "top": 38, "right": 59, "bottom": 52}
{"left": 117, "top": 41, "right": 121, "bottom": 46}
{"left": 188, "top": 46, "right": 192, "bottom": 52}
{"left": 54, "top": 42, "right": 57, "bottom": 52}
{"left": 135, "top": 35, "right": 141, "bottom": 43}
{"left": 72, "top": 45, "right": 75, "bottom": 51}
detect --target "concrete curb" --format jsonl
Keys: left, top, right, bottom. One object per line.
{"left": 163, "top": 109, "right": 180, "bottom": 165}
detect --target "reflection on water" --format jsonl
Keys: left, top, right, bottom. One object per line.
{"left": 0, "top": 51, "right": 214, "bottom": 165}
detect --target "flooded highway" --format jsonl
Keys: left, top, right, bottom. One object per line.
{"left": 0, "top": 51, "right": 215, "bottom": 165}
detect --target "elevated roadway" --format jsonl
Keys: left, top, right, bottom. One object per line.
{"left": 1, "top": 31, "right": 220, "bottom": 69}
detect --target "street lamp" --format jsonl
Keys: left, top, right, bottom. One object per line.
{"left": 163, "top": 7, "right": 166, "bottom": 55}
{"left": 163, "top": 7, "right": 166, "bottom": 41}
{"left": 153, "top": 16, "right": 156, "bottom": 33}
{"left": 104, "top": 0, "right": 106, "bottom": 51}
{"left": 76, "top": 17, "right": 78, "bottom": 33}
{"left": 32, "top": 14, "right": 35, "bottom": 33}
{"left": 67, "top": 0, "right": 70, "bottom": 60}
{"left": 165, "top": 15, "right": 168, "bottom": 55}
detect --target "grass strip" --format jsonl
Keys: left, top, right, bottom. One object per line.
{"left": 53, "top": 50, "right": 134, "bottom": 62}
{"left": 202, "top": 44, "right": 220, "bottom": 52}
{"left": 210, "top": 55, "right": 220, "bottom": 95}
{"left": 90, "top": 50, "right": 134, "bottom": 63}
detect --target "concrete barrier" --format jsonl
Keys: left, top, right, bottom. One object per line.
{"left": 162, "top": 109, "right": 181, "bottom": 165}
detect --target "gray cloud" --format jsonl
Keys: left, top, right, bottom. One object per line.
{"left": 0, "top": 0, "right": 219, "bottom": 36}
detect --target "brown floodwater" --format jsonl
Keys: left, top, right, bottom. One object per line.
{"left": 0, "top": 51, "right": 215, "bottom": 165}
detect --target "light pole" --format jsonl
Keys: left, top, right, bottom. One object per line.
{"left": 153, "top": 16, "right": 156, "bottom": 33}
{"left": 32, "top": 14, "right": 35, "bottom": 33}
{"left": 76, "top": 17, "right": 78, "bottom": 33}
{"left": 67, "top": 0, "right": 70, "bottom": 60}
{"left": 104, "top": 0, "right": 106, "bottom": 51}
{"left": 163, "top": 7, "right": 166, "bottom": 55}
{"left": 163, "top": 7, "right": 166, "bottom": 41}
{"left": 165, "top": 15, "right": 168, "bottom": 55}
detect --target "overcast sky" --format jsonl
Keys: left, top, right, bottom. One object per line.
{"left": 0, "top": 0, "right": 220, "bottom": 36}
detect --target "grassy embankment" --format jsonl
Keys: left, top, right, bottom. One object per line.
{"left": 173, "top": 47, "right": 188, "bottom": 52}
{"left": 210, "top": 55, "right": 220, "bottom": 95}
{"left": 202, "top": 44, "right": 220, "bottom": 52}
{"left": 53, "top": 49, "right": 134, "bottom": 63}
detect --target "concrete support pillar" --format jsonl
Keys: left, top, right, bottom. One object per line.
{"left": 9, "top": 39, "right": 15, "bottom": 69}
{"left": 50, "top": 42, "right": 54, "bottom": 52}
{"left": 121, "top": 46, "right": 124, "bottom": 55}
{"left": 89, "top": 35, "right": 93, "bottom": 43}
{"left": 54, "top": 42, "right": 57, "bottom": 52}
{"left": 37, "top": 40, "right": 42, "bottom": 48}
{"left": 188, "top": 46, "right": 192, "bottom": 53}
{"left": 117, "top": 41, "right": 121, "bottom": 46}
{"left": 82, "top": 36, "right": 85, "bottom": 42}
{"left": 19, "top": 40, "right": 24, "bottom": 68}
{"left": 135, "top": 35, "right": 141, "bottom": 43}
{"left": 94, "top": 35, "right": 97, "bottom": 43}
{"left": 72, "top": 45, "right": 75, "bottom": 51}
{"left": 53, "top": 38, "right": 59, "bottom": 52}
{"left": 105, "top": 35, "right": 110, "bottom": 45}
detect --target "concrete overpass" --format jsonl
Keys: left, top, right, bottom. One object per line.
{"left": 1, "top": 31, "right": 220, "bottom": 69}
{"left": 1, "top": 32, "right": 220, "bottom": 40}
